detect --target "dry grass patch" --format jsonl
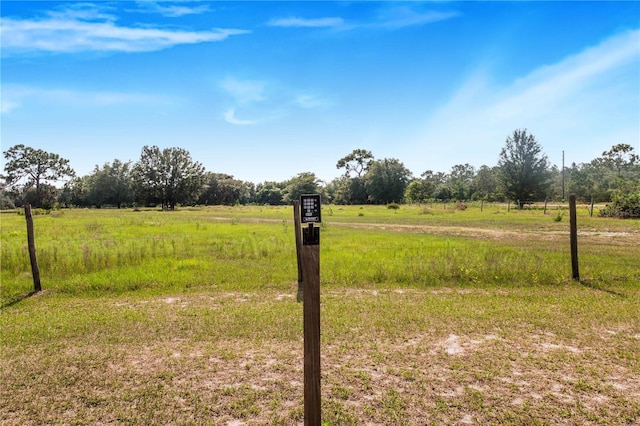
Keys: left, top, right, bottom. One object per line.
{"left": 2, "top": 286, "right": 638, "bottom": 425}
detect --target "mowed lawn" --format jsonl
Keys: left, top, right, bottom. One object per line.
{"left": 1, "top": 205, "right": 639, "bottom": 425}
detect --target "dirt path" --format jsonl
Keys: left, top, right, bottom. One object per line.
{"left": 332, "top": 222, "right": 639, "bottom": 245}
{"left": 207, "top": 216, "right": 640, "bottom": 246}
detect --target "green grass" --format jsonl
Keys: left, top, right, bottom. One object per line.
{"left": 1, "top": 205, "right": 639, "bottom": 424}
{"left": 3, "top": 205, "right": 638, "bottom": 303}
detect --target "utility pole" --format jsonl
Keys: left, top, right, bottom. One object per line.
{"left": 562, "top": 150, "right": 565, "bottom": 201}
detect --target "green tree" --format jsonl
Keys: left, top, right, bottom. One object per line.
{"left": 59, "top": 176, "right": 91, "bottom": 208}
{"left": 600, "top": 143, "right": 639, "bottom": 179}
{"left": 335, "top": 149, "right": 373, "bottom": 204}
{"left": 199, "top": 173, "right": 254, "bottom": 205}
{"left": 363, "top": 158, "right": 412, "bottom": 204}
{"left": 132, "top": 146, "right": 205, "bottom": 210}
{"left": 2, "top": 144, "right": 75, "bottom": 208}
{"left": 326, "top": 176, "right": 368, "bottom": 205}
{"left": 1, "top": 179, "right": 19, "bottom": 209}
{"left": 336, "top": 149, "right": 374, "bottom": 178}
{"left": 86, "top": 160, "right": 133, "bottom": 208}
{"left": 419, "top": 171, "right": 449, "bottom": 201}
{"left": 597, "top": 144, "right": 640, "bottom": 197}
{"left": 0, "top": 180, "right": 16, "bottom": 210}
{"left": 255, "top": 181, "right": 285, "bottom": 205}
{"left": 23, "top": 184, "right": 59, "bottom": 209}
{"left": 497, "top": 129, "right": 551, "bottom": 208}
{"left": 283, "top": 172, "right": 321, "bottom": 204}
{"left": 404, "top": 180, "right": 430, "bottom": 204}
{"left": 470, "top": 165, "right": 500, "bottom": 201}
{"left": 0, "top": 193, "right": 15, "bottom": 210}
{"left": 546, "top": 165, "right": 563, "bottom": 201}
{"left": 567, "top": 162, "right": 609, "bottom": 202}
{"left": 447, "top": 163, "right": 475, "bottom": 201}
{"left": 568, "top": 144, "right": 639, "bottom": 203}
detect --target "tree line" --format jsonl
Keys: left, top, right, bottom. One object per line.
{"left": 2, "top": 129, "right": 639, "bottom": 217}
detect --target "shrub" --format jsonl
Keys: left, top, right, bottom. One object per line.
{"left": 420, "top": 207, "right": 433, "bottom": 215}
{"left": 599, "top": 189, "right": 640, "bottom": 219}
{"left": 387, "top": 203, "right": 400, "bottom": 210}
{"left": 0, "top": 194, "right": 16, "bottom": 210}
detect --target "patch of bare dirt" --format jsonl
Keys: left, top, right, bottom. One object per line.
{"left": 332, "top": 221, "right": 640, "bottom": 246}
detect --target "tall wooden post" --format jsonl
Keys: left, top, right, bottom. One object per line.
{"left": 569, "top": 195, "right": 580, "bottom": 281}
{"left": 302, "top": 223, "right": 321, "bottom": 426}
{"left": 24, "top": 204, "right": 42, "bottom": 292}
{"left": 298, "top": 194, "right": 322, "bottom": 426}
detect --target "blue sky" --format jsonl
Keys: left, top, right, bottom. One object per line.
{"left": 2, "top": 1, "right": 639, "bottom": 184}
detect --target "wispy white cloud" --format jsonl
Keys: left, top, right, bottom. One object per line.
{"left": 219, "top": 77, "right": 269, "bottom": 125}
{"left": 132, "top": 1, "right": 212, "bottom": 18}
{"left": 219, "top": 77, "right": 266, "bottom": 105}
{"left": 0, "top": 4, "right": 249, "bottom": 55}
{"left": 372, "top": 6, "right": 459, "bottom": 29}
{"left": 267, "top": 5, "right": 458, "bottom": 32}
{"left": 219, "top": 77, "right": 333, "bottom": 125}
{"left": 418, "top": 29, "right": 640, "bottom": 169}
{"left": 293, "top": 94, "right": 333, "bottom": 109}
{"left": 46, "top": 2, "right": 117, "bottom": 22}
{"left": 267, "top": 16, "right": 345, "bottom": 28}
{"left": 485, "top": 30, "right": 640, "bottom": 124}
{"left": 224, "top": 108, "right": 254, "bottom": 126}
{"left": 1, "top": 100, "right": 20, "bottom": 114}
{"left": 1, "top": 84, "right": 173, "bottom": 114}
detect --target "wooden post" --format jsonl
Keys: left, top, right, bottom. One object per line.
{"left": 569, "top": 195, "right": 580, "bottom": 281}
{"left": 480, "top": 200, "right": 484, "bottom": 212}
{"left": 24, "top": 204, "right": 42, "bottom": 292}
{"left": 302, "top": 223, "right": 321, "bottom": 426}
{"left": 293, "top": 201, "right": 304, "bottom": 302}
{"left": 544, "top": 199, "right": 548, "bottom": 215}
{"left": 589, "top": 197, "right": 594, "bottom": 217}
{"left": 507, "top": 200, "right": 511, "bottom": 212}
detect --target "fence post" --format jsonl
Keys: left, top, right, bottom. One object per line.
{"left": 24, "top": 204, "right": 42, "bottom": 292}
{"left": 569, "top": 195, "right": 580, "bottom": 281}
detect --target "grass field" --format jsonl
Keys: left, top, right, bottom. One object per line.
{"left": 1, "top": 204, "right": 639, "bottom": 425}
